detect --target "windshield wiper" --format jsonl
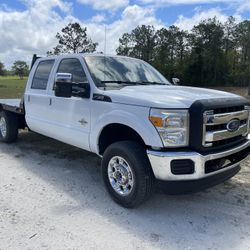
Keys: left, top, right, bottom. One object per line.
{"left": 101, "top": 80, "right": 148, "bottom": 85}
{"left": 101, "top": 80, "right": 168, "bottom": 85}
{"left": 141, "top": 81, "right": 167, "bottom": 85}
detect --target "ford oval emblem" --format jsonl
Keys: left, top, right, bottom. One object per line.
{"left": 226, "top": 119, "right": 240, "bottom": 132}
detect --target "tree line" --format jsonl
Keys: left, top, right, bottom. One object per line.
{"left": 0, "top": 61, "right": 29, "bottom": 79}
{"left": 117, "top": 17, "right": 250, "bottom": 87}
{"left": 1, "top": 18, "right": 250, "bottom": 87}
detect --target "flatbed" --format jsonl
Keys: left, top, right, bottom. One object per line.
{"left": 0, "top": 98, "right": 24, "bottom": 114}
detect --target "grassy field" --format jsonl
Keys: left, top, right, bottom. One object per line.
{"left": 0, "top": 76, "right": 27, "bottom": 99}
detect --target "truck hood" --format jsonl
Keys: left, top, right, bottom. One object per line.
{"left": 105, "top": 85, "right": 243, "bottom": 109}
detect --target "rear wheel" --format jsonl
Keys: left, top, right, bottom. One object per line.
{"left": 102, "top": 141, "right": 154, "bottom": 208}
{"left": 0, "top": 111, "right": 18, "bottom": 143}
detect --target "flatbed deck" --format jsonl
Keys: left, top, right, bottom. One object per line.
{"left": 0, "top": 98, "right": 24, "bottom": 114}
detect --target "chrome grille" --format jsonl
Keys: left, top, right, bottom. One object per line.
{"left": 203, "top": 106, "right": 250, "bottom": 147}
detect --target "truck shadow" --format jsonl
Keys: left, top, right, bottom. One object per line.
{"left": 2, "top": 130, "right": 250, "bottom": 249}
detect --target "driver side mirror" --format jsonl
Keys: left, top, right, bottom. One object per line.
{"left": 55, "top": 73, "right": 90, "bottom": 98}
{"left": 55, "top": 73, "right": 72, "bottom": 98}
{"left": 172, "top": 78, "right": 180, "bottom": 85}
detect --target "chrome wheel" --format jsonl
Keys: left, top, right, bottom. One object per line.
{"left": 108, "top": 156, "right": 134, "bottom": 196}
{"left": 0, "top": 117, "right": 7, "bottom": 138}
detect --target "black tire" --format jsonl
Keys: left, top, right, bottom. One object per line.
{"left": 0, "top": 111, "right": 18, "bottom": 143}
{"left": 101, "top": 141, "right": 154, "bottom": 208}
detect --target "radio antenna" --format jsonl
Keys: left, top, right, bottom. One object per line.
{"left": 104, "top": 25, "right": 107, "bottom": 55}
{"left": 103, "top": 25, "right": 107, "bottom": 84}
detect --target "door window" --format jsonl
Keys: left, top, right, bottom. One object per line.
{"left": 31, "top": 60, "right": 55, "bottom": 90}
{"left": 57, "top": 58, "right": 88, "bottom": 83}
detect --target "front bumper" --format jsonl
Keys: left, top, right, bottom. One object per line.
{"left": 147, "top": 139, "right": 250, "bottom": 181}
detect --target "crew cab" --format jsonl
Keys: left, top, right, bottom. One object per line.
{"left": 0, "top": 54, "right": 249, "bottom": 208}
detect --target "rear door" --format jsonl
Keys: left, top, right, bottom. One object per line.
{"left": 25, "top": 59, "right": 55, "bottom": 135}
{"left": 46, "top": 57, "right": 91, "bottom": 151}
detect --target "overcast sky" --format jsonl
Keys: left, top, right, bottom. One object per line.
{"left": 0, "top": 0, "right": 249, "bottom": 68}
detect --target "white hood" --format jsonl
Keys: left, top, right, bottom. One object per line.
{"left": 105, "top": 85, "right": 243, "bottom": 109}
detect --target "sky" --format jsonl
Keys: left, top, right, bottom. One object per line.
{"left": 0, "top": 0, "right": 250, "bottom": 68}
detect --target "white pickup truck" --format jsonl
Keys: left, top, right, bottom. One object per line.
{"left": 0, "top": 54, "right": 249, "bottom": 208}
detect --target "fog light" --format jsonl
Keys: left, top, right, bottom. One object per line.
{"left": 171, "top": 160, "right": 195, "bottom": 175}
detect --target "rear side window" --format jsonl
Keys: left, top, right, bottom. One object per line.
{"left": 57, "top": 58, "right": 87, "bottom": 83}
{"left": 31, "top": 60, "right": 55, "bottom": 90}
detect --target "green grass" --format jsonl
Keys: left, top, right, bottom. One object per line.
{"left": 0, "top": 76, "right": 27, "bottom": 99}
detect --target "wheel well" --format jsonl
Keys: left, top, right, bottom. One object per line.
{"left": 0, "top": 108, "right": 26, "bottom": 129}
{"left": 98, "top": 124, "right": 146, "bottom": 155}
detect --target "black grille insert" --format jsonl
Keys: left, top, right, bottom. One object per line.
{"left": 212, "top": 136, "right": 246, "bottom": 147}
{"left": 213, "top": 105, "right": 245, "bottom": 114}
{"left": 205, "top": 147, "right": 249, "bottom": 174}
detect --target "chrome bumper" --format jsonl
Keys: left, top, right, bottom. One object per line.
{"left": 147, "top": 139, "right": 250, "bottom": 181}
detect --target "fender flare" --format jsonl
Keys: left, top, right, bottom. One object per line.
{"left": 89, "top": 109, "right": 163, "bottom": 154}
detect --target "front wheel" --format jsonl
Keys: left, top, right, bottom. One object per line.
{"left": 0, "top": 111, "right": 18, "bottom": 143}
{"left": 101, "top": 141, "right": 154, "bottom": 208}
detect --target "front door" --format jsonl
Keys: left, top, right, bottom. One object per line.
{"left": 46, "top": 58, "right": 91, "bottom": 151}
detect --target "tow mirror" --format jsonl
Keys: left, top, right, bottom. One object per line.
{"left": 172, "top": 78, "right": 180, "bottom": 85}
{"left": 55, "top": 73, "right": 72, "bottom": 98}
{"left": 71, "top": 83, "right": 90, "bottom": 98}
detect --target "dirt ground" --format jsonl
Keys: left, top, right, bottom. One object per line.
{"left": 0, "top": 131, "right": 249, "bottom": 250}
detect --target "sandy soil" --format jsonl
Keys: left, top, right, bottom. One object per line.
{"left": 0, "top": 131, "right": 249, "bottom": 250}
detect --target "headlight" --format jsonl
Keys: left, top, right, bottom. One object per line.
{"left": 149, "top": 109, "right": 189, "bottom": 147}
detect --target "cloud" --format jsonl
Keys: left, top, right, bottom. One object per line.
{"left": 0, "top": 3, "right": 162, "bottom": 68}
{"left": 90, "top": 14, "right": 106, "bottom": 23}
{"left": 237, "top": 1, "right": 250, "bottom": 14}
{"left": 174, "top": 8, "right": 242, "bottom": 30}
{"left": 21, "top": 0, "right": 73, "bottom": 13}
{"left": 140, "top": 0, "right": 250, "bottom": 14}
{"left": 84, "top": 5, "right": 163, "bottom": 54}
{"left": 0, "top": 3, "right": 15, "bottom": 12}
{"left": 140, "top": 0, "right": 241, "bottom": 5}
{"left": 77, "top": 0, "right": 129, "bottom": 11}
{"left": 0, "top": 0, "right": 76, "bottom": 68}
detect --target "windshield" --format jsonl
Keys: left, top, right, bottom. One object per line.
{"left": 84, "top": 56, "right": 171, "bottom": 89}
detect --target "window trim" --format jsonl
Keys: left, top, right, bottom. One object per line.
{"left": 31, "top": 59, "right": 55, "bottom": 90}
